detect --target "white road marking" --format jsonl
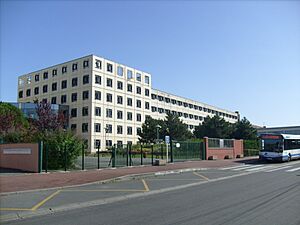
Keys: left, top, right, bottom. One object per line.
{"left": 219, "top": 165, "right": 247, "bottom": 170}
{"left": 265, "top": 165, "right": 293, "bottom": 172}
{"left": 286, "top": 167, "right": 300, "bottom": 172}
{"left": 232, "top": 165, "right": 264, "bottom": 171}
{"left": 245, "top": 165, "right": 274, "bottom": 172}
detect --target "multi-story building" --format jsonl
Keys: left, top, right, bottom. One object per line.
{"left": 17, "top": 54, "right": 239, "bottom": 152}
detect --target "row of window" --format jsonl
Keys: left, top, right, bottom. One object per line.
{"left": 93, "top": 140, "right": 133, "bottom": 149}
{"left": 152, "top": 94, "right": 237, "bottom": 119}
{"left": 23, "top": 60, "right": 90, "bottom": 85}
{"left": 70, "top": 106, "right": 148, "bottom": 121}
{"left": 19, "top": 77, "right": 150, "bottom": 99}
{"left": 95, "top": 59, "right": 150, "bottom": 84}
{"left": 72, "top": 123, "right": 141, "bottom": 136}
{"left": 151, "top": 107, "right": 205, "bottom": 121}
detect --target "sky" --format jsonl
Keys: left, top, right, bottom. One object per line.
{"left": 0, "top": 0, "right": 299, "bottom": 127}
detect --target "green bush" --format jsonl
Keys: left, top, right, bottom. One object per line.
{"left": 44, "top": 131, "right": 83, "bottom": 170}
{"left": 244, "top": 139, "right": 259, "bottom": 150}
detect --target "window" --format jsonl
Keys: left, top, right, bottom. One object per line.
{"left": 18, "top": 90, "right": 23, "bottom": 98}
{"left": 106, "top": 93, "right": 113, "bottom": 102}
{"left": 106, "top": 124, "right": 112, "bottom": 133}
{"left": 117, "top": 96, "right": 123, "bottom": 104}
{"left": 117, "top": 81, "right": 123, "bottom": 90}
{"left": 62, "top": 66, "right": 67, "bottom": 74}
{"left": 106, "top": 108, "right": 113, "bottom": 118}
{"left": 52, "top": 69, "right": 57, "bottom": 76}
{"left": 158, "top": 108, "right": 164, "bottom": 113}
{"left": 117, "top": 110, "right": 123, "bottom": 119}
{"left": 189, "top": 114, "right": 194, "bottom": 119}
{"left": 184, "top": 102, "right": 188, "bottom": 107}
{"left": 95, "top": 107, "right": 101, "bottom": 117}
{"left": 34, "top": 87, "right": 39, "bottom": 95}
{"left": 136, "top": 73, "right": 141, "bottom": 81}
{"left": 136, "top": 128, "right": 141, "bottom": 135}
{"left": 71, "top": 93, "right": 77, "bottom": 102}
{"left": 127, "top": 84, "right": 132, "bottom": 92}
{"left": 82, "top": 123, "right": 88, "bottom": 133}
{"left": 158, "top": 96, "right": 164, "bottom": 101}
{"left": 83, "top": 60, "right": 89, "bottom": 68}
{"left": 117, "top": 125, "right": 123, "bottom": 134}
{"left": 136, "top": 99, "right": 141, "bottom": 108}
{"left": 127, "top": 97, "right": 132, "bottom": 106}
{"left": 145, "top": 102, "right": 150, "bottom": 110}
{"left": 72, "top": 77, "right": 78, "bottom": 87}
{"left": 145, "top": 89, "right": 150, "bottom": 96}
{"left": 95, "top": 91, "right": 101, "bottom": 100}
{"left": 106, "top": 140, "right": 112, "bottom": 147}
{"left": 72, "top": 63, "right": 78, "bottom": 71}
{"left": 95, "top": 60, "right": 101, "bottom": 69}
{"left": 35, "top": 74, "right": 39, "bottom": 82}
{"left": 151, "top": 94, "right": 157, "bottom": 99}
{"left": 165, "top": 109, "right": 170, "bottom": 114}
{"left": 107, "top": 78, "right": 113, "bottom": 87}
{"left": 136, "top": 113, "right": 141, "bottom": 122}
{"left": 117, "top": 66, "right": 123, "bottom": 76}
{"left": 42, "top": 98, "right": 47, "bottom": 103}
{"left": 95, "top": 75, "right": 101, "bottom": 84}
{"left": 189, "top": 125, "right": 194, "bottom": 129}
{"left": 127, "top": 112, "right": 132, "bottom": 121}
{"left": 43, "top": 85, "right": 48, "bottom": 93}
{"left": 82, "top": 107, "right": 88, "bottom": 116}
{"left": 127, "top": 126, "right": 133, "bottom": 135}
{"left": 61, "top": 80, "right": 67, "bottom": 89}
{"left": 165, "top": 98, "right": 170, "bottom": 103}
{"left": 184, "top": 113, "right": 188, "bottom": 118}
{"left": 127, "top": 70, "right": 133, "bottom": 79}
{"left": 136, "top": 86, "right": 141, "bottom": 94}
{"left": 43, "top": 72, "right": 48, "bottom": 80}
{"left": 195, "top": 115, "right": 199, "bottom": 120}
{"left": 71, "top": 124, "right": 77, "bottom": 131}
{"left": 61, "top": 95, "right": 67, "bottom": 104}
{"left": 145, "top": 75, "right": 150, "bottom": 84}
{"left": 107, "top": 63, "right": 113, "bottom": 73}
{"left": 52, "top": 82, "right": 57, "bottom": 91}
{"left": 178, "top": 112, "right": 183, "bottom": 117}
{"left": 172, "top": 99, "right": 177, "bottom": 105}
{"left": 71, "top": 108, "right": 77, "bottom": 117}
{"left": 83, "top": 91, "right": 89, "bottom": 100}
{"left": 151, "top": 106, "right": 157, "bottom": 112}
{"left": 94, "top": 123, "right": 101, "bottom": 133}
{"left": 94, "top": 139, "right": 101, "bottom": 149}
{"left": 83, "top": 75, "right": 89, "bottom": 84}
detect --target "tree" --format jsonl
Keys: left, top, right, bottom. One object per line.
{"left": 0, "top": 102, "right": 28, "bottom": 136}
{"left": 34, "top": 101, "right": 66, "bottom": 139}
{"left": 193, "top": 115, "right": 232, "bottom": 139}
{"left": 138, "top": 114, "right": 193, "bottom": 143}
{"left": 232, "top": 117, "right": 257, "bottom": 140}
{"left": 139, "top": 116, "right": 164, "bottom": 143}
{"left": 163, "top": 113, "right": 193, "bottom": 140}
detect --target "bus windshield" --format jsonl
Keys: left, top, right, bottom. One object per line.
{"left": 262, "top": 139, "right": 283, "bottom": 152}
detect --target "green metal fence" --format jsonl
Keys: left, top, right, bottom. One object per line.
{"left": 172, "top": 141, "right": 205, "bottom": 161}
{"left": 244, "top": 149, "right": 260, "bottom": 157}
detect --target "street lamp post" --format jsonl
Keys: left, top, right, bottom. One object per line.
{"left": 156, "top": 124, "right": 161, "bottom": 144}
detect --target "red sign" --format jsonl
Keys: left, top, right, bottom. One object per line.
{"left": 260, "top": 135, "right": 281, "bottom": 140}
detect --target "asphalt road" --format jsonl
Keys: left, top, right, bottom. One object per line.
{"left": 3, "top": 161, "right": 300, "bottom": 225}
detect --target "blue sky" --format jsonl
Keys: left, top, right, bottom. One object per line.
{"left": 1, "top": 0, "right": 299, "bottom": 127}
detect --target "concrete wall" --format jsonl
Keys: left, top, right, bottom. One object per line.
{"left": 204, "top": 137, "right": 243, "bottom": 160}
{"left": 0, "top": 143, "right": 40, "bottom": 172}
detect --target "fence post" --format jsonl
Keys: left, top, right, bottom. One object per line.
{"left": 82, "top": 144, "right": 85, "bottom": 170}
{"left": 112, "top": 145, "right": 116, "bottom": 168}
{"left": 126, "top": 144, "right": 129, "bottom": 166}
{"left": 45, "top": 144, "right": 48, "bottom": 173}
{"left": 38, "top": 141, "right": 43, "bottom": 173}
{"left": 129, "top": 143, "right": 133, "bottom": 166}
{"left": 151, "top": 144, "right": 154, "bottom": 165}
{"left": 140, "top": 145, "right": 143, "bottom": 165}
{"left": 97, "top": 143, "right": 100, "bottom": 169}
{"left": 161, "top": 144, "right": 163, "bottom": 159}
{"left": 170, "top": 138, "right": 173, "bottom": 163}
{"left": 64, "top": 144, "right": 67, "bottom": 172}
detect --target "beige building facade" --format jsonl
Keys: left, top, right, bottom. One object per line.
{"left": 17, "top": 54, "right": 239, "bottom": 152}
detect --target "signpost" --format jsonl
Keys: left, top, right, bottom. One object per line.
{"left": 165, "top": 136, "right": 170, "bottom": 163}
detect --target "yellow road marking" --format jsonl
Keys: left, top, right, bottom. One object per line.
{"left": 193, "top": 172, "right": 210, "bottom": 181}
{"left": 142, "top": 179, "right": 150, "bottom": 192}
{"left": 63, "top": 189, "right": 145, "bottom": 192}
{"left": 148, "top": 179, "right": 200, "bottom": 181}
{"left": 31, "top": 190, "right": 61, "bottom": 211}
{"left": 0, "top": 208, "right": 32, "bottom": 211}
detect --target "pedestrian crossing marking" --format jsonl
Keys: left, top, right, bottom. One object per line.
{"left": 264, "top": 165, "right": 293, "bottom": 172}
{"left": 232, "top": 165, "right": 263, "bottom": 171}
{"left": 245, "top": 166, "right": 274, "bottom": 172}
{"left": 286, "top": 167, "right": 300, "bottom": 172}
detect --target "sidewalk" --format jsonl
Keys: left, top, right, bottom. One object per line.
{"left": 0, "top": 157, "right": 257, "bottom": 194}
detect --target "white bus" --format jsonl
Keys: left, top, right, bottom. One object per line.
{"left": 259, "top": 134, "right": 300, "bottom": 162}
